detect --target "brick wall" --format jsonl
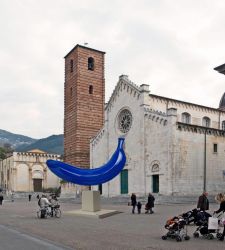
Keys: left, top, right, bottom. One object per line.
{"left": 64, "top": 45, "right": 105, "bottom": 168}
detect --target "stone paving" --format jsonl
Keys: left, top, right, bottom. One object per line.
{"left": 0, "top": 199, "right": 224, "bottom": 249}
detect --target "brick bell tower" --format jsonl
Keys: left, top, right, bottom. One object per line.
{"left": 64, "top": 45, "right": 105, "bottom": 168}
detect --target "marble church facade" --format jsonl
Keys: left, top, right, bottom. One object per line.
{"left": 0, "top": 149, "right": 60, "bottom": 192}
{"left": 90, "top": 75, "right": 225, "bottom": 197}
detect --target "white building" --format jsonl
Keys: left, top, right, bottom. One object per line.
{"left": 0, "top": 149, "right": 60, "bottom": 192}
{"left": 90, "top": 74, "right": 225, "bottom": 197}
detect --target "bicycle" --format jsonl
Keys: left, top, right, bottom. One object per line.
{"left": 37, "top": 204, "right": 61, "bottom": 218}
{"left": 51, "top": 204, "right": 62, "bottom": 218}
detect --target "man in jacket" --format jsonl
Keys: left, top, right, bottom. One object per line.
{"left": 197, "top": 192, "right": 209, "bottom": 211}
{"left": 38, "top": 194, "right": 51, "bottom": 209}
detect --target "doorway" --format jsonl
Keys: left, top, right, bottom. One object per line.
{"left": 120, "top": 169, "right": 128, "bottom": 194}
{"left": 152, "top": 175, "right": 159, "bottom": 193}
{"left": 33, "top": 179, "right": 42, "bottom": 192}
{"left": 98, "top": 184, "right": 102, "bottom": 195}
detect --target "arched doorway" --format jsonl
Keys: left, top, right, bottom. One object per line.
{"left": 32, "top": 170, "right": 43, "bottom": 192}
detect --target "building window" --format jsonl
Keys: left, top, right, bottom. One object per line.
{"left": 222, "top": 121, "right": 225, "bottom": 130}
{"left": 70, "top": 59, "right": 73, "bottom": 73}
{"left": 213, "top": 143, "right": 218, "bottom": 153}
{"left": 181, "top": 112, "right": 191, "bottom": 124}
{"left": 202, "top": 116, "right": 210, "bottom": 127}
{"left": 88, "top": 57, "right": 94, "bottom": 71}
{"left": 89, "top": 85, "right": 93, "bottom": 94}
{"left": 118, "top": 109, "right": 133, "bottom": 133}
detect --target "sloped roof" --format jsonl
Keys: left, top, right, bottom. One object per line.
{"left": 105, "top": 75, "right": 141, "bottom": 110}
{"left": 27, "top": 149, "right": 47, "bottom": 154}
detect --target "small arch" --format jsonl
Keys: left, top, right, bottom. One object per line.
{"left": 152, "top": 164, "right": 159, "bottom": 172}
{"left": 89, "top": 85, "right": 93, "bottom": 94}
{"left": 88, "top": 57, "right": 94, "bottom": 71}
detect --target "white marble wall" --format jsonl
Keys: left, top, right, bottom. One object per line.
{"left": 90, "top": 76, "right": 225, "bottom": 197}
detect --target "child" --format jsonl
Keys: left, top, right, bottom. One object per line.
{"left": 137, "top": 201, "right": 142, "bottom": 214}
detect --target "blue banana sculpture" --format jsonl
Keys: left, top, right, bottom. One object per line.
{"left": 46, "top": 138, "right": 126, "bottom": 185}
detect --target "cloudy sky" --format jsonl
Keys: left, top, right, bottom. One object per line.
{"left": 1, "top": 0, "right": 225, "bottom": 139}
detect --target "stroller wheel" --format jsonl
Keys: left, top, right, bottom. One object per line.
{"left": 184, "top": 235, "right": 190, "bottom": 241}
{"left": 161, "top": 236, "right": 167, "bottom": 240}
{"left": 193, "top": 232, "right": 199, "bottom": 238}
{"left": 207, "top": 234, "right": 214, "bottom": 240}
{"left": 176, "top": 236, "right": 182, "bottom": 242}
{"left": 217, "top": 233, "right": 222, "bottom": 239}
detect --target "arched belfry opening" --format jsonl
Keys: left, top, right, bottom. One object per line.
{"left": 88, "top": 57, "right": 94, "bottom": 71}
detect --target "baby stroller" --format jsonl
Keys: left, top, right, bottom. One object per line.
{"left": 193, "top": 211, "right": 222, "bottom": 239}
{"left": 162, "top": 216, "right": 190, "bottom": 242}
{"left": 182, "top": 208, "right": 199, "bottom": 225}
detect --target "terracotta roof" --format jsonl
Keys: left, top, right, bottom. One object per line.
{"left": 27, "top": 149, "right": 47, "bottom": 154}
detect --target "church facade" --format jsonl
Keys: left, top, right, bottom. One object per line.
{"left": 0, "top": 149, "right": 60, "bottom": 192}
{"left": 90, "top": 74, "right": 225, "bottom": 197}
{"left": 62, "top": 44, "right": 225, "bottom": 197}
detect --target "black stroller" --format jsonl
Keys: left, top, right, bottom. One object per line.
{"left": 193, "top": 211, "right": 222, "bottom": 239}
{"left": 162, "top": 216, "right": 190, "bottom": 242}
{"left": 182, "top": 208, "right": 199, "bottom": 225}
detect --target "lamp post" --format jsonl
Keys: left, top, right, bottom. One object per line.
{"left": 203, "top": 129, "right": 207, "bottom": 192}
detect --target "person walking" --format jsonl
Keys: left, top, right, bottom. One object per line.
{"left": 28, "top": 194, "right": 32, "bottom": 202}
{"left": 11, "top": 192, "right": 14, "bottom": 202}
{"left": 214, "top": 193, "right": 225, "bottom": 241}
{"left": 145, "top": 193, "right": 155, "bottom": 214}
{"left": 0, "top": 193, "right": 3, "bottom": 205}
{"left": 137, "top": 201, "right": 142, "bottom": 214}
{"left": 197, "top": 192, "right": 209, "bottom": 211}
{"left": 131, "top": 193, "right": 137, "bottom": 214}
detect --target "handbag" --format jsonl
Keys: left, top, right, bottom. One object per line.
{"left": 208, "top": 217, "right": 218, "bottom": 230}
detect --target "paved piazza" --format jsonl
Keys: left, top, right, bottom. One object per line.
{"left": 0, "top": 199, "right": 224, "bottom": 249}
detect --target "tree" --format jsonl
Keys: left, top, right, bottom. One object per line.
{"left": 0, "top": 144, "right": 13, "bottom": 160}
{"left": 0, "top": 147, "right": 6, "bottom": 160}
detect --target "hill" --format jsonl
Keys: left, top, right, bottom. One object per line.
{"left": 0, "top": 129, "right": 37, "bottom": 149}
{"left": 16, "top": 134, "right": 64, "bottom": 155}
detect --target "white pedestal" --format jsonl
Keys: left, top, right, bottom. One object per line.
{"left": 82, "top": 190, "right": 100, "bottom": 212}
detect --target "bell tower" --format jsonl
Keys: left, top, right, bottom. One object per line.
{"left": 64, "top": 45, "right": 105, "bottom": 168}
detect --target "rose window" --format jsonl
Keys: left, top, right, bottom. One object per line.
{"left": 118, "top": 109, "right": 132, "bottom": 133}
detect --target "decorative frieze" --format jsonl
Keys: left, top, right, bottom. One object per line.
{"left": 177, "top": 122, "right": 225, "bottom": 136}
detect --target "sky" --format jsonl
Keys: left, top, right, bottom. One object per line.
{"left": 1, "top": 0, "right": 225, "bottom": 139}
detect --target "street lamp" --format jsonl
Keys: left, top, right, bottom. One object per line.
{"left": 203, "top": 129, "right": 207, "bottom": 192}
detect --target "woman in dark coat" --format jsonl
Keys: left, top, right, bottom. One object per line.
{"left": 145, "top": 193, "right": 155, "bottom": 214}
{"left": 214, "top": 193, "right": 225, "bottom": 241}
{"left": 131, "top": 193, "right": 137, "bottom": 214}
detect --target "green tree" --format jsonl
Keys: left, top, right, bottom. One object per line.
{"left": 0, "top": 147, "right": 6, "bottom": 160}
{"left": 0, "top": 143, "right": 13, "bottom": 160}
